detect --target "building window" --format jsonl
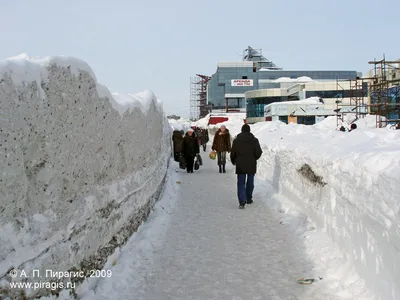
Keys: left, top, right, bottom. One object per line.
{"left": 279, "top": 116, "right": 288, "bottom": 124}
{"left": 305, "top": 89, "right": 368, "bottom": 99}
{"left": 242, "top": 76, "right": 248, "bottom": 79}
{"left": 297, "top": 116, "right": 315, "bottom": 125}
{"left": 246, "top": 96, "right": 287, "bottom": 118}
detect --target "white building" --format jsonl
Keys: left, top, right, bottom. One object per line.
{"left": 246, "top": 77, "right": 369, "bottom": 124}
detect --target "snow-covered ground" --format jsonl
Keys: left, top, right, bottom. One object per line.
{"left": 0, "top": 54, "right": 170, "bottom": 299}
{"left": 50, "top": 157, "right": 345, "bottom": 300}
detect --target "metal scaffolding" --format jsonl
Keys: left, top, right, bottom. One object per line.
{"left": 368, "top": 56, "right": 400, "bottom": 128}
{"left": 190, "top": 74, "right": 211, "bottom": 120}
{"left": 335, "top": 77, "right": 369, "bottom": 127}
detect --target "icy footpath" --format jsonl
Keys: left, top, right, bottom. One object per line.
{"left": 61, "top": 156, "right": 343, "bottom": 300}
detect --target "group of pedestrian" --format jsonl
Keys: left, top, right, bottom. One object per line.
{"left": 172, "top": 123, "right": 263, "bottom": 209}
{"left": 172, "top": 127, "right": 209, "bottom": 173}
{"left": 195, "top": 127, "right": 209, "bottom": 152}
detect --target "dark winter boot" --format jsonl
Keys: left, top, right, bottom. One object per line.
{"left": 239, "top": 203, "right": 245, "bottom": 209}
{"left": 222, "top": 164, "right": 226, "bottom": 173}
{"left": 219, "top": 165, "right": 222, "bottom": 173}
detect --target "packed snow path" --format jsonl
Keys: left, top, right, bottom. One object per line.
{"left": 79, "top": 154, "right": 338, "bottom": 300}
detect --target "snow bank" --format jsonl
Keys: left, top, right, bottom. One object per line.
{"left": 314, "top": 115, "right": 379, "bottom": 131}
{"left": 193, "top": 113, "right": 210, "bottom": 128}
{"left": 112, "top": 90, "right": 163, "bottom": 115}
{"left": 206, "top": 114, "right": 246, "bottom": 136}
{"left": 168, "top": 118, "right": 191, "bottom": 132}
{"left": 0, "top": 54, "right": 171, "bottom": 298}
{"left": 231, "top": 118, "right": 399, "bottom": 299}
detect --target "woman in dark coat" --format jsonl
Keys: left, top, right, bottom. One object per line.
{"left": 181, "top": 128, "right": 200, "bottom": 173}
{"left": 172, "top": 130, "right": 184, "bottom": 162}
{"left": 211, "top": 125, "right": 231, "bottom": 173}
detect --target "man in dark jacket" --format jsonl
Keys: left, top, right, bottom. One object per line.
{"left": 181, "top": 128, "right": 200, "bottom": 173}
{"left": 200, "top": 128, "right": 209, "bottom": 152}
{"left": 230, "top": 124, "right": 263, "bottom": 209}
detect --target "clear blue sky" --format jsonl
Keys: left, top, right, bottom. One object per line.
{"left": 1, "top": 0, "right": 399, "bottom": 118}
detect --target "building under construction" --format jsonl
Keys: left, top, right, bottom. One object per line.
{"left": 190, "top": 47, "right": 400, "bottom": 127}
{"left": 335, "top": 77, "right": 369, "bottom": 127}
{"left": 205, "top": 46, "right": 357, "bottom": 120}
{"left": 190, "top": 74, "right": 211, "bottom": 120}
{"left": 368, "top": 56, "right": 400, "bottom": 128}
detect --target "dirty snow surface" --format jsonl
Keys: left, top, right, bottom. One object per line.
{"left": 72, "top": 157, "right": 340, "bottom": 300}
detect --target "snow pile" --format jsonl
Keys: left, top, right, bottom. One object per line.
{"left": 314, "top": 115, "right": 378, "bottom": 131}
{"left": 191, "top": 113, "right": 246, "bottom": 130}
{"left": 193, "top": 113, "right": 210, "bottom": 128}
{"left": 169, "top": 118, "right": 191, "bottom": 132}
{"left": 206, "top": 114, "right": 246, "bottom": 135}
{"left": 224, "top": 118, "right": 399, "bottom": 299}
{"left": 111, "top": 90, "right": 162, "bottom": 115}
{"left": 0, "top": 54, "right": 170, "bottom": 298}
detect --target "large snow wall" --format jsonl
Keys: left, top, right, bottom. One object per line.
{"left": 0, "top": 54, "right": 171, "bottom": 298}
{"left": 252, "top": 119, "right": 400, "bottom": 300}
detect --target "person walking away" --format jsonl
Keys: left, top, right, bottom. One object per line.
{"left": 212, "top": 124, "right": 231, "bottom": 173}
{"left": 181, "top": 128, "right": 200, "bottom": 173}
{"left": 172, "top": 129, "right": 184, "bottom": 162}
{"left": 200, "top": 128, "right": 209, "bottom": 152}
{"left": 230, "top": 124, "right": 262, "bottom": 209}
{"left": 196, "top": 128, "right": 203, "bottom": 146}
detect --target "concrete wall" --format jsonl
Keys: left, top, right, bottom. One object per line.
{"left": 0, "top": 59, "right": 170, "bottom": 298}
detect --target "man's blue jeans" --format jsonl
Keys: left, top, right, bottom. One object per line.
{"left": 237, "top": 174, "right": 255, "bottom": 204}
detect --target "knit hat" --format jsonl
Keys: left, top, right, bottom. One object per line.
{"left": 187, "top": 128, "right": 194, "bottom": 132}
{"left": 241, "top": 124, "right": 250, "bottom": 133}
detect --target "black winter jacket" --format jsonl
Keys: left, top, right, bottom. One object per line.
{"left": 230, "top": 132, "right": 262, "bottom": 174}
{"left": 172, "top": 130, "right": 184, "bottom": 153}
{"left": 182, "top": 133, "right": 200, "bottom": 157}
{"left": 200, "top": 129, "right": 209, "bottom": 144}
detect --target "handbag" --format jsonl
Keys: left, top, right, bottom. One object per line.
{"left": 194, "top": 159, "right": 200, "bottom": 170}
{"left": 196, "top": 154, "right": 203, "bottom": 166}
{"left": 209, "top": 151, "right": 217, "bottom": 160}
